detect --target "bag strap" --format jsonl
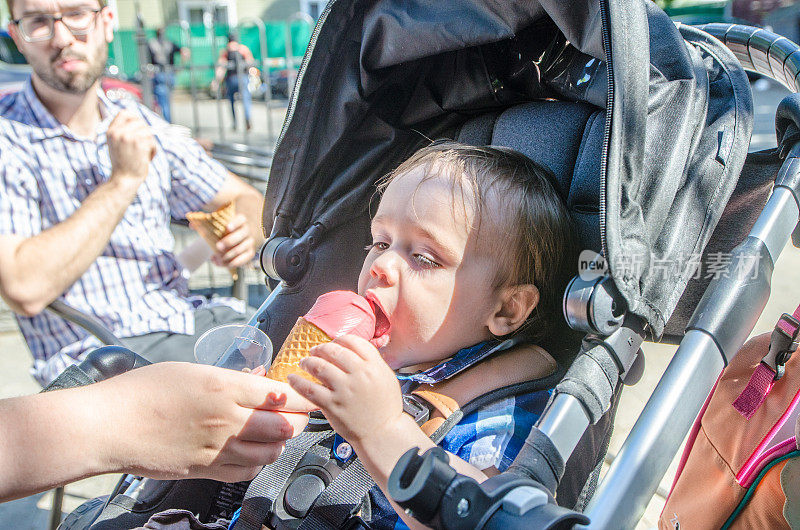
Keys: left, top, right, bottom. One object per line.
{"left": 733, "top": 303, "right": 800, "bottom": 419}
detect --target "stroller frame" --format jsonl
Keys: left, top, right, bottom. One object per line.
{"left": 254, "top": 20, "right": 800, "bottom": 529}
{"left": 536, "top": 23, "right": 800, "bottom": 528}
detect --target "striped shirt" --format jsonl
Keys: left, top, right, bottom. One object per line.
{"left": 0, "top": 81, "right": 228, "bottom": 385}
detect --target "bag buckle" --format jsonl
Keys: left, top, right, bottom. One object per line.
{"left": 762, "top": 313, "right": 800, "bottom": 380}
{"left": 402, "top": 394, "right": 430, "bottom": 426}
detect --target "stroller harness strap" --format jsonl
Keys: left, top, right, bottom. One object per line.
{"left": 413, "top": 343, "right": 556, "bottom": 437}
{"left": 297, "top": 459, "right": 373, "bottom": 530}
{"left": 235, "top": 343, "right": 557, "bottom": 529}
{"left": 235, "top": 430, "right": 331, "bottom": 530}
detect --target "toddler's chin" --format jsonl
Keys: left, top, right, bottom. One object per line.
{"left": 370, "top": 333, "right": 390, "bottom": 349}
{"left": 379, "top": 347, "right": 403, "bottom": 370}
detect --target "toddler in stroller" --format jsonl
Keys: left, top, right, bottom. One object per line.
{"left": 283, "top": 141, "right": 577, "bottom": 529}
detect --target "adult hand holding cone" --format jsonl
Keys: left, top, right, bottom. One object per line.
{"left": 186, "top": 202, "right": 239, "bottom": 280}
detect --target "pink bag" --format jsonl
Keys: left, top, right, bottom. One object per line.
{"left": 660, "top": 303, "right": 800, "bottom": 529}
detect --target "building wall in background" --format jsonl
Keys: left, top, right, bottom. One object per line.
{"left": 116, "top": 0, "right": 167, "bottom": 28}
{"left": 112, "top": 0, "right": 303, "bottom": 29}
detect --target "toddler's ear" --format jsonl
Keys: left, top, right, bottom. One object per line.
{"left": 487, "top": 284, "right": 539, "bottom": 337}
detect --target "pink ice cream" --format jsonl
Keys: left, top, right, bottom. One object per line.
{"left": 304, "top": 291, "right": 377, "bottom": 340}
{"left": 263, "top": 291, "right": 390, "bottom": 383}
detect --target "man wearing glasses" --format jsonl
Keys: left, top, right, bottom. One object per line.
{"left": 0, "top": 0, "right": 266, "bottom": 385}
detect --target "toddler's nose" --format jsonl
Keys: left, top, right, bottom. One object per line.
{"left": 370, "top": 251, "right": 400, "bottom": 286}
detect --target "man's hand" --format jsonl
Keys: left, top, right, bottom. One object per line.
{"left": 107, "top": 111, "right": 156, "bottom": 185}
{"left": 207, "top": 212, "right": 256, "bottom": 268}
{"left": 100, "top": 362, "right": 314, "bottom": 483}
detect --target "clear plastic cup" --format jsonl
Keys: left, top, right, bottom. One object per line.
{"left": 194, "top": 324, "right": 273, "bottom": 371}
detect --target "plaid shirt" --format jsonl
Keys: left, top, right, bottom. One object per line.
{"left": 363, "top": 341, "right": 552, "bottom": 529}
{"left": 367, "top": 390, "right": 551, "bottom": 530}
{"left": 0, "top": 81, "right": 228, "bottom": 384}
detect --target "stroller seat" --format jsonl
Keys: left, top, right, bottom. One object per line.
{"left": 456, "top": 101, "right": 604, "bottom": 255}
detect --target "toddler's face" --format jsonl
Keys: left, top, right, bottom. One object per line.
{"left": 358, "top": 165, "right": 505, "bottom": 371}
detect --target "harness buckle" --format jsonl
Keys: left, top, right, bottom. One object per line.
{"left": 403, "top": 394, "right": 430, "bottom": 426}
{"left": 762, "top": 313, "right": 800, "bottom": 381}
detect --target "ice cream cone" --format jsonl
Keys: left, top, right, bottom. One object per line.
{"left": 266, "top": 317, "right": 327, "bottom": 383}
{"left": 186, "top": 202, "right": 238, "bottom": 280}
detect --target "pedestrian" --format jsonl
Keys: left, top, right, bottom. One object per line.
{"left": 147, "top": 26, "right": 189, "bottom": 122}
{"left": 211, "top": 32, "right": 257, "bottom": 131}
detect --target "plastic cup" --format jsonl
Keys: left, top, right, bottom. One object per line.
{"left": 194, "top": 324, "right": 273, "bottom": 371}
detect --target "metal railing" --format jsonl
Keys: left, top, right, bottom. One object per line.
{"left": 128, "top": 12, "right": 315, "bottom": 143}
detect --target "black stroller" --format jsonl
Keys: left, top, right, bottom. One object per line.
{"left": 55, "top": 0, "right": 800, "bottom": 528}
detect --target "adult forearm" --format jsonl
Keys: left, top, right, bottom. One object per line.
{"left": 0, "top": 388, "right": 107, "bottom": 502}
{"left": 213, "top": 66, "right": 225, "bottom": 83}
{"left": 4, "top": 177, "right": 141, "bottom": 315}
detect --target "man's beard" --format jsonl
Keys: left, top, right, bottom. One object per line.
{"left": 32, "top": 45, "right": 107, "bottom": 95}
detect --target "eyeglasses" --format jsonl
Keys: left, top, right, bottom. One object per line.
{"left": 12, "top": 7, "right": 103, "bottom": 42}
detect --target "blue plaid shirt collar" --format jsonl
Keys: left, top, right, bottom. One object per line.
{"left": 396, "top": 338, "right": 518, "bottom": 385}
{"left": 22, "top": 79, "right": 115, "bottom": 142}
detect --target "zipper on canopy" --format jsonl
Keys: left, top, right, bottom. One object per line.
{"left": 273, "top": 1, "right": 335, "bottom": 157}
{"left": 598, "top": 0, "right": 614, "bottom": 261}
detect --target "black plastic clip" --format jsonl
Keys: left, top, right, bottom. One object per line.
{"left": 762, "top": 313, "right": 800, "bottom": 381}
{"left": 402, "top": 394, "right": 431, "bottom": 426}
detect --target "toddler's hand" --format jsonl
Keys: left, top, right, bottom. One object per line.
{"left": 287, "top": 335, "right": 403, "bottom": 444}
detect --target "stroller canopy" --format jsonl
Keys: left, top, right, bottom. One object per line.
{"left": 265, "top": 0, "right": 752, "bottom": 337}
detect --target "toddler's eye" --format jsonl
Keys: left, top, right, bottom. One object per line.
{"left": 365, "top": 242, "right": 389, "bottom": 252}
{"left": 413, "top": 254, "right": 441, "bottom": 268}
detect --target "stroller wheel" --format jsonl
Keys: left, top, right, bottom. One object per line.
{"left": 57, "top": 495, "right": 107, "bottom": 530}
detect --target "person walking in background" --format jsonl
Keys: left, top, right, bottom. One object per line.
{"left": 147, "top": 27, "right": 189, "bottom": 123}
{"left": 211, "top": 32, "right": 256, "bottom": 131}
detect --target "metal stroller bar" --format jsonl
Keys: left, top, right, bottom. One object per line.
{"left": 579, "top": 24, "right": 800, "bottom": 528}
{"left": 698, "top": 23, "right": 800, "bottom": 92}
{"left": 47, "top": 299, "right": 124, "bottom": 347}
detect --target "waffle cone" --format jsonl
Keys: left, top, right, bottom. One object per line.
{"left": 266, "top": 317, "right": 328, "bottom": 383}
{"left": 186, "top": 202, "right": 236, "bottom": 246}
{"left": 186, "top": 202, "right": 238, "bottom": 280}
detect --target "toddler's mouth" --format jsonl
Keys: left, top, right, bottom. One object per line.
{"left": 366, "top": 294, "right": 391, "bottom": 349}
